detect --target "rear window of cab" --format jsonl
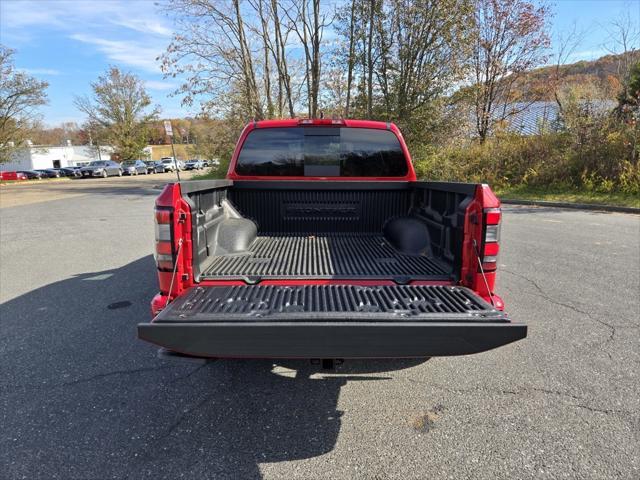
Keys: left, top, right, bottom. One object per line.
{"left": 235, "top": 127, "right": 408, "bottom": 177}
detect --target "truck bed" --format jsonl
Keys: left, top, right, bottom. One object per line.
{"left": 184, "top": 180, "right": 473, "bottom": 283}
{"left": 200, "top": 234, "right": 451, "bottom": 280}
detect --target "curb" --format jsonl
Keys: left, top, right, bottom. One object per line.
{"left": 501, "top": 199, "right": 640, "bottom": 214}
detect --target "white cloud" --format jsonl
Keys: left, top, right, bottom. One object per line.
{"left": 1, "top": 1, "right": 173, "bottom": 53}
{"left": 145, "top": 80, "right": 178, "bottom": 91}
{"left": 1, "top": 0, "right": 173, "bottom": 32}
{"left": 70, "top": 34, "right": 163, "bottom": 73}
{"left": 113, "top": 19, "right": 173, "bottom": 37}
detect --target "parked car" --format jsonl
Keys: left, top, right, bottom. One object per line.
{"left": 145, "top": 161, "right": 165, "bottom": 174}
{"left": 55, "top": 168, "right": 81, "bottom": 178}
{"left": 121, "top": 160, "right": 148, "bottom": 175}
{"left": 17, "top": 170, "right": 43, "bottom": 179}
{"left": 184, "top": 159, "right": 205, "bottom": 170}
{"left": 138, "top": 118, "right": 526, "bottom": 361}
{"left": 201, "top": 158, "right": 220, "bottom": 169}
{"left": 80, "top": 161, "right": 122, "bottom": 178}
{"left": 160, "top": 157, "right": 181, "bottom": 172}
{"left": 35, "top": 169, "right": 61, "bottom": 178}
{"left": 0, "top": 171, "right": 27, "bottom": 181}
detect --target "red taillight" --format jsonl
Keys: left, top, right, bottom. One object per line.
{"left": 482, "top": 208, "right": 501, "bottom": 271}
{"left": 155, "top": 241, "right": 173, "bottom": 255}
{"left": 155, "top": 207, "right": 175, "bottom": 272}
{"left": 485, "top": 209, "right": 501, "bottom": 225}
{"left": 483, "top": 242, "right": 499, "bottom": 256}
{"left": 155, "top": 209, "right": 171, "bottom": 224}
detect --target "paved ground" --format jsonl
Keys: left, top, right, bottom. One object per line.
{"left": 1, "top": 177, "right": 638, "bottom": 479}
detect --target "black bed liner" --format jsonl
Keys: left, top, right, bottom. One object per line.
{"left": 140, "top": 285, "right": 525, "bottom": 358}
{"left": 154, "top": 285, "right": 505, "bottom": 322}
{"left": 200, "top": 235, "right": 451, "bottom": 281}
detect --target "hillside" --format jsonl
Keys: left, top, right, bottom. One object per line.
{"left": 510, "top": 51, "right": 638, "bottom": 101}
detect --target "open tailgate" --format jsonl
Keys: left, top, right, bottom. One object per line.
{"left": 138, "top": 285, "right": 526, "bottom": 358}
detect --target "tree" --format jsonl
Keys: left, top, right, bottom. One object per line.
{"left": 549, "top": 22, "right": 585, "bottom": 114}
{"left": 0, "top": 45, "right": 49, "bottom": 162}
{"left": 343, "top": 0, "right": 358, "bottom": 116}
{"left": 74, "top": 67, "right": 159, "bottom": 160}
{"left": 618, "top": 61, "right": 640, "bottom": 111}
{"left": 270, "top": 0, "right": 296, "bottom": 117}
{"left": 162, "top": 0, "right": 333, "bottom": 120}
{"left": 616, "top": 61, "right": 640, "bottom": 163}
{"left": 334, "top": 0, "right": 473, "bottom": 140}
{"left": 605, "top": 9, "right": 640, "bottom": 103}
{"left": 29, "top": 121, "right": 89, "bottom": 146}
{"left": 284, "top": 0, "right": 332, "bottom": 118}
{"left": 161, "top": 0, "right": 271, "bottom": 120}
{"left": 471, "top": 0, "right": 551, "bottom": 142}
{"left": 188, "top": 118, "right": 234, "bottom": 159}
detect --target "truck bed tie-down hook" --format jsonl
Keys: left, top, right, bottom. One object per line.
{"left": 166, "top": 238, "right": 184, "bottom": 307}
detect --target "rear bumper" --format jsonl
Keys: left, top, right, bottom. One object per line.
{"left": 138, "top": 321, "right": 527, "bottom": 359}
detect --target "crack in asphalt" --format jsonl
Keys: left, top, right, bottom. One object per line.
{"left": 137, "top": 391, "right": 217, "bottom": 462}
{"left": 2, "top": 365, "right": 179, "bottom": 392}
{"left": 169, "top": 362, "right": 211, "bottom": 384}
{"left": 502, "top": 268, "right": 619, "bottom": 360}
{"left": 60, "top": 365, "right": 178, "bottom": 387}
{"left": 406, "top": 379, "right": 635, "bottom": 418}
{"left": 568, "top": 403, "right": 632, "bottom": 416}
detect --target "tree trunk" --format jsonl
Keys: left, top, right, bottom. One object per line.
{"left": 257, "top": 0, "right": 275, "bottom": 118}
{"left": 271, "top": 0, "right": 295, "bottom": 118}
{"left": 366, "top": 0, "right": 375, "bottom": 118}
{"left": 234, "top": 0, "right": 263, "bottom": 120}
{"left": 345, "top": 0, "right": 357, "bottom": 117}
{"left": 310, "top": 0, "right": 321, "bottom": 118}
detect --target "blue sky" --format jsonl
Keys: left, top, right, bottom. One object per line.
{"left": 0, "top": 0, "right": 638, "bottom": 126}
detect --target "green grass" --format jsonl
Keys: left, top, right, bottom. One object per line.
{"left": 495, "top": 185, "right": 640, "bottom": 209}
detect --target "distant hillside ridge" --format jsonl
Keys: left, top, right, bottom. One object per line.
{"left": 510, "top": 51, "right": 639, "bottom": 101}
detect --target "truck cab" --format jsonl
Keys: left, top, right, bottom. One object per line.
{"left": 138, "top": 119, "right": 526, "bottom": 359}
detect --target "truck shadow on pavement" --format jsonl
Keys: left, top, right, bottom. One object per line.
{"left": 0, "top": 255, "right": 426, "bottom": 479}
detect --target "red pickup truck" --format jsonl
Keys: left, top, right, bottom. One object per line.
{"left": 138, "top": 119, "right": 526, "bottom": 359}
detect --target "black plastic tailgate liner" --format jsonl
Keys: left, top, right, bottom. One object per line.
{"left": 140, "top": 285, "right": 525, "bottom": 358}
{"left": 153, "top": 285, "right": 507, "bottom": 323}
{"left": 200, "top": 235, "right": 451, "bottom": 280}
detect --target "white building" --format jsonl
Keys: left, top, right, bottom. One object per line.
{"left": 0, "top": 141, "right": 113, "bottom": 171}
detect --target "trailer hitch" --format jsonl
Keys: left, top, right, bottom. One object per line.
{"left": 311, "top": 359, "right": 344, "bottom": 370}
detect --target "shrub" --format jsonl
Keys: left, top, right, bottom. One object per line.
{"left": 411, "top": 114, "right": 638, "bottom": 195}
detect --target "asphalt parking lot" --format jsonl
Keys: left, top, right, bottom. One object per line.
{"left": 1, "top": 177, "right": 638, "bottom": 479}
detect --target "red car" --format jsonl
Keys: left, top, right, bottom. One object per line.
{"left": 0, "top": 171, "right": 27, "bottom": 181}
{"left": 138, "top": 119, "right": 526, "bottom": 359}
